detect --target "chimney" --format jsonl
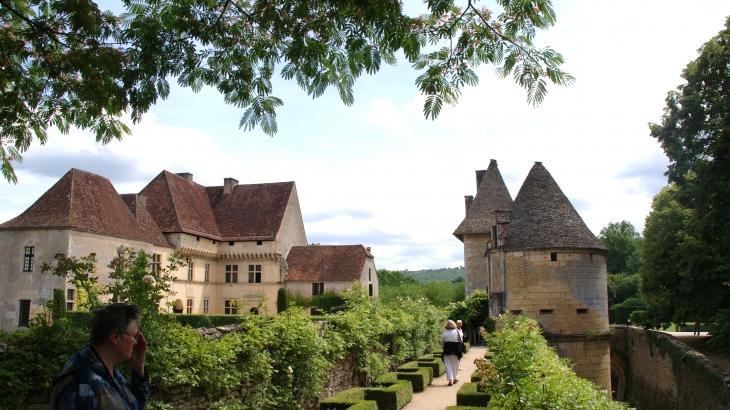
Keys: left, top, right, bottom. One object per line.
{"left": 475, "top": 170, "right": 487, "bottom": 191}
{"left": 138, "top": 194, "right": 147, "bottom": 209}
{"left": 464, "top": 195, "right": 474, "bottom": 214}
{"left": 176, "top": 173, "right": 193, "bottom": 181}
{"left": 224, "top": 177, "right": 239, "bottom": 194}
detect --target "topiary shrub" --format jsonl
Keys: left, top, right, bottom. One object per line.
{"left": 416, "top": 358, "right": 443, "bottom": 378}
{"left": 52, "top": 288, "right": 66, "bottom": 321}
{"left": 173, "top": 314, "right": 214, "bottom": 329}
{"left": 66, "top": 311, "right": 93, "bottom": 331}
{"left": 365, "top": 380, "right": 413, "bottom": 410}
{"left": 456, "top": 382, "right": 490, "bottom": 407}
{"left": 395, "top": 367, "right": 431, "bottom": 392}
{"left": 320, "top": 388, "right": 374, "bottom": 410}
{"left": 277, "top": 287, "right": 289, "bottom": 313}
{"left": 445, "top": 407, "right": 489, "bottom": 410}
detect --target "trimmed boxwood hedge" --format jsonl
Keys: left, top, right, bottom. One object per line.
{"left": 470, "top": 370, "right": 480, "bottom": 383}
{"left": 66, "top": 311, "right": 93, "bottom": 331}
{"left": 65, "top": 312, "right": 244, "bottom": 332}
{"left": 395, "top": 367, "right": 431, "bottom": 392}
{"left": 416, "top": 357, "right": 444, "bottom": 378}
{"left": 320, "top": 388, "right": 376, "bottom": 410}
{"left": 445, "top": 407, "right": 488, "bottom": 410}
{"left": 365, "top": 380, "right": 413, "bottom": 410}
{"left": 375, "top": 372, "right": 399, "bottom": 384}
{"left": 456, "top": 382, "right": 490, "bottom": 407}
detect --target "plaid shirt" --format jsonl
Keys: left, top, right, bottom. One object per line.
{"left": 51, "top": 344, "right": 149, "bottom": 410}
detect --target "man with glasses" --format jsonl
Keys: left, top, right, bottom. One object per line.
{"left": 52, "top": 303, "right": 149, "bottom": 409}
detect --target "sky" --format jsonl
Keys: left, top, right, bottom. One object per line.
{"left": 2, "top": 0, "right": 729, "bottom": 271}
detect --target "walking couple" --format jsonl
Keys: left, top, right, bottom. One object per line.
{"left": 440, "top": 319, "right": 464, "bottom": 386}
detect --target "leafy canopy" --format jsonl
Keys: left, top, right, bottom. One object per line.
{"left": 0, "top": 0, "right": 573, "bottom": 182}
{"left": 642, "top": 17, "right": 730, "bottom": 340}
{"left": 598, "top": 220, "right": 643, "bottom": 275}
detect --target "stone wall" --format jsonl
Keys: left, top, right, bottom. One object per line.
{"left": 463, "top": 234, "right": 490, "bottom": 296}
{"left": 610, "top": 326, "right": 730, "bottom": 409}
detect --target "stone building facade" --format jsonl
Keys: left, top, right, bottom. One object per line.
{"left": 285, "top": 245, "right": 379, "bottom": 307}
{"left": 0, "top": 169, "right": 377, "bottom": 331}
{"left": 454, "top": 160, "right": 611, "bottom": 391}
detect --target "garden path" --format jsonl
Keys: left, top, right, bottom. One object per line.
{"left": 402, "top": 345, "right": 487, "bottom": 410}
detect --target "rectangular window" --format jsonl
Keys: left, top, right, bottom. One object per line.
{"left": 368, "top": 268, "right": 371, "bottom": 281}
{"left": 248, "top": 264, "right": 261, "bottom": 283}
{"left": 66, "top": 289, "right": 75, "bottom": 311}
{"left": 539, "top": 309, "right": 554, "bottom": 315}
{"left": 577, "top": 308, "right": 589, "bottom": 315}
{"left": 186, "top": 298, "right": 194, "bottom": 314}
{"left": 204, "top": 263, "right": 210, "bottom": 282}
{"left": 18, "top": 300, "right": 31, "bottom": 327}
{"left": 187, "top": 261, "right": 194, "bottom": 281}
{"left": 228, "top": 241, "right": 234, "bottom": 246}
{"left": 369, "top": 284, "right": 373, "bottom": 296}
{"left": 151, "top": 253, "right": 162, "bottom": 274}
{"left": 312, "top": 282, "right": 324, "bottom": 295}
{"left": 23, "top": 247, "right": 34, "bottom": 272}
{"left": 225, "top": 265, "right": 238, "bottom": 283}
{"left": 224, "top": 300, "right": 237, "bottom": 315}
{"left": 550, "top": 252, "right": 558, "bottom": 261}
{"left": 256, "top": 240, "right": 263, "bottom": 245}
{"left": 203, "top": 299, "right": 209, "bottom": 314}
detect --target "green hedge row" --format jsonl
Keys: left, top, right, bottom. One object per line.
{"left": 446, "top": 406, "right": 486, "bottom": 410}
{"left": 64, "top": 311, "right": 245, "bottom": 331}
{"left": 320, "top": 388, "right": 375, "bottom": 410}
{"left": 321, "top": 380, "right": 413, "bottom": 410}
{"left": 398, "top": 368, "right": 432, "bottom": 392}
{"left": 445, "top": 407, "right": 488, "bottom": 410}
{"left": 456, "top": 382, "right": 490, "bottom": 407}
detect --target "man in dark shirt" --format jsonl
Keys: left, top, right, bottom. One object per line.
{"left": 52, "top": 303, "right": 149, "bottom": 409}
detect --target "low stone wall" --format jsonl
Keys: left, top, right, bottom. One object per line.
{"left": 610, "top": 325, "right": 730, "bottom": 409}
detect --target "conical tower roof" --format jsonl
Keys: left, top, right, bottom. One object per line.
{"left": 502, "top": 162, "right": 606, "bottom": 252}
{"left": 453, "top": 160, "right": 513, "bottom": 241}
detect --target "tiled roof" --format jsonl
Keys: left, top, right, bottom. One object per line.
{"left": 120, "top": 194, "right": 171, "bottom": 247}
{"left": 207, "top": 182, "right": 295, "bottom": 241}
{"left": 453, "top": 160, "right": 513, "bottom": 241}
{"left": 140, "top": 171, "right": 296, "bottom": 241}
{"left": 0, "top": 169, "right": 158, "bottom": 244}
{"left": 140, "top": 171, "right": 221, "bottom": 238}
{"left": 501, "top": 162, "right": 607, "bottom": 252}
{"left": 285, "top": 245, "right": 374, "bottom": 282}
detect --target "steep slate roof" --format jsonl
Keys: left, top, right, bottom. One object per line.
{"left": 120, "top": 194, "right": 171, "bottom": 247}
{"left": 501, "top": 162, "right": 607, "bottom": 252}
{"left": 453, "top": 160, "right": 513, "bottom": 241}
{"left": 286, "top": 245, "right": 374, "bottom": 282}
{"left": 0, "top": 169, "right": 158, "bottom": 244}
{"left": 207, "top": 182, "right": 295, "bottom": 241}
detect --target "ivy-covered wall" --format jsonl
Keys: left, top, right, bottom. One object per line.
{"left": 609, "top": 326, "right": 730, "bottom": 409}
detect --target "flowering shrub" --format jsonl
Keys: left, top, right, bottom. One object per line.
{"left": 474, "top": 315, "right": 627, "bottom": 410}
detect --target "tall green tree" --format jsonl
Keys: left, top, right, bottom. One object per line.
{"left": 0, "top": 0, "right": 573, "bottom": 183}
{"left": 598, "top": 220, "right": 643, "bottom": 275}
{"left": 644, "top": 17, "right": 730, "bottom": 338}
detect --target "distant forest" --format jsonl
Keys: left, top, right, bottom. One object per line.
{"left": 402, "top": 266, "right": 465, "bottom": 284}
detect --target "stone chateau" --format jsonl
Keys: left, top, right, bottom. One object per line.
{"left": 454, "top": 160, "right": 611, "bottom": 391}
{"left": 0, "top": 169, "right": 378, "bottom": 331}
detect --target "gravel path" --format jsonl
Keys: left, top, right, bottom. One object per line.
{"left": 402, "top": 345, "right": 487, "bottom": 410}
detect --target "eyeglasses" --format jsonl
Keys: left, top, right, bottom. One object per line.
{"left": 120, "top": 331, "right": 140, "bottom": 341}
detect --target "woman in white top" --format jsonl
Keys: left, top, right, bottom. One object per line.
{"left": 441, "top": 320, "right": 462, "bottom": 386}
